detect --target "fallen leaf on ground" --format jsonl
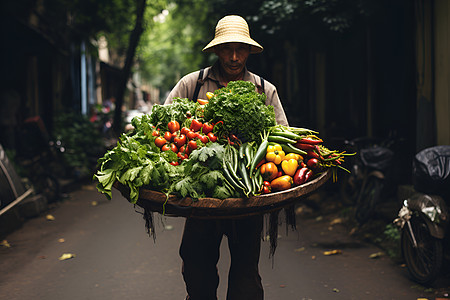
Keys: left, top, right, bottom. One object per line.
{"left": 82, "top": 185, "right": 95, "bottom": 191}
{"left": 333, "top": 288, "right": 340, "bottom": 293}
{"left": 59, "top": 253, "right": 75, "bottom": 260}
{"left": 323, "top": 249, "right": 342, "bottom": 256}
{"left": 315, "top": 216, "right": 323, "bottom": 221}
{"left": 294, "top": 247, "right": 305, "bottom": 252}
{"left": 279, "top": 285, "right": 286, "bottom": 288}
{"left": 330, "top": 218, "right": 344, "bottom": 225}
{"left": 369, "top": 252, "right": 384, "bottom": 259}
{"left": 164, "top": 225, "right": 174, "bottom": 231}
{"left": 311, "top": 256, "right": 316, "bottom": 260}
{"left": 1, "top": 240, "right": 11, "bottom": 248}
{"left": 58, "top": 238, "right": 65, "bottom": 243}
{"left": 46, "top": 214, "right": 55, "bottom": 221}
{"left": 91, "top": 201, "right": 98, "bottom": 206}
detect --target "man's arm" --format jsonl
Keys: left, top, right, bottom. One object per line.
{"left": 264, "top": 83, "right": 289, "bottom": 126}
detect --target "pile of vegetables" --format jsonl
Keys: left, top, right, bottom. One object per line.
{"left": 94, "top": 81, "right": 350, "bottom": 206}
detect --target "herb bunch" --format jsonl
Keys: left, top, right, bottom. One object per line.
{"left": 203, "top": 81, "right": 276, "bottom": 144}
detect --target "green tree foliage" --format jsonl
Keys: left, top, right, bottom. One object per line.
{"left": 136, "top": 1, "right": 214, "bottom": 97}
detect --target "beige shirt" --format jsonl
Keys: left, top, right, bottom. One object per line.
{"left": 164, "top": 62, "right": 289, "bottom": 126}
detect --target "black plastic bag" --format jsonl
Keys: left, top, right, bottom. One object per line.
{"left": 412, "top": 145, "right": 450, "bottom": 197}
{"left": 360, "top": 146, "right": 394, "bottom": 171}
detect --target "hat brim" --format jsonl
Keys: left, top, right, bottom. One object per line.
{"left": 202, "top": 36, "right": 263, "bottom": 54}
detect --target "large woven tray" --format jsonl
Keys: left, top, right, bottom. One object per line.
{"left": 114, "top": 170, "right": 331, "bottom": 219}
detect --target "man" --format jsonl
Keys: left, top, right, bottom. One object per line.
{"left": 164, "top": 15, "right": 289, "bottom": 300}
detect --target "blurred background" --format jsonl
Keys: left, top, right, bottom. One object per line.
{"left": 0, "top": 0, "right": 449, "bottom": 181}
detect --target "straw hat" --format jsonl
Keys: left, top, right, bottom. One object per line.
{"left": 202, "top": 15, "right": 263, "bottom": 54}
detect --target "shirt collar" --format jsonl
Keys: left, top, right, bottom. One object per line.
{"left": 209, "top": 61, "right": 251, "bottom": 87}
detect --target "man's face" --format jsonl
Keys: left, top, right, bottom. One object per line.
{"left": 214, "top": 42, "right": 251, "bottom": 78}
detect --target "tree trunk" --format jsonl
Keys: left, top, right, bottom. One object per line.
{"left": 113, "top": 0, "right": 147, "bottom": 135}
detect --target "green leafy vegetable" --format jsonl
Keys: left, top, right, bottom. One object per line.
{"left": 148, "top": 97, "right": 199, "bottom": 131}
{"left": 203, "top": 80, "right": 276, "bottom": 143}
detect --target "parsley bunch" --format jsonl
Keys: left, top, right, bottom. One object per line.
{"left": 203, "top": 81, "right": 276, "bottom": 143}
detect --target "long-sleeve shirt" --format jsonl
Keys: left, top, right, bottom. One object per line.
{"left": 164, "top": 62, "right": 289, "bottom": 126}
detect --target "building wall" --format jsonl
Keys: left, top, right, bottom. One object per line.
{"left": 434, "top": 0, "right": 450, "bottom": 145}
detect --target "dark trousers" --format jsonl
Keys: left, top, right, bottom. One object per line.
{"left": 179, "top": 215, "right": 264, "bottom": 300}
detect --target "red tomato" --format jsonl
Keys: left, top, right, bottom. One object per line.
{"left": 207, "top": 132, "right": 217, "bottom": 142}
{"left": 188, "top": 140, "right": 198, "bottom": 150}
{"left": 306, "top": 158, "right": 319, "bottom": 169}
{"left": 190, "top": 119, "right": 203, "bottom": 132}
{"left": 185, "top": 146, "right": 192, "bottom": 155}
{"left": 154, "top": 137, "right": 166, "bottom": 148}
{"left": 170, "top": 143, "right": 178, "bottom": 153}
{"left": 164, "top": 131, "right": 173, "bottom": 142}
{"left": 179, "top": 145, "right": 185, "bottom": 153}
{"left": 186, "top": 130, "right": 197, "bottom": 140}
{"left": 161, "top": 144, "right": 171, "bottom": 152}
{"left": 177, "top": 152, "right": 188, "bottom": 160}
{"left": 180, "top": 127, "right": 190, "bottom": 135}
{"left": 202, "top": 122, "right": 214, "bottom": 134}
{"left": 152, "top": 130, "right": 160, "bottom": 137}
{"left": 170, "top": 161, "right": 179, "bottom": 166}
{"left": 174, "top": 134, "right": 187, "bottom": 147}
{"left": 168, "top": 120, "right": 180, "bottom": 133}
{"left": 198, "top": 134, "right": 209, "bottom": 144}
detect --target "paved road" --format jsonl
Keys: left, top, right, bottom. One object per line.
{"left": 0, "top": 182, "right": 448, "bottom": 299}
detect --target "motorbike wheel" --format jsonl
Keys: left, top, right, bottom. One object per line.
{"left": 401, "top": 214, "right": 443, "bottom": 285}
{"left": 355, "top": 176, "right": 383, "bottom": 223}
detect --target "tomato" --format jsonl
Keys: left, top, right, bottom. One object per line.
{"left": 306, "top": 158, "right": 319, "bottom": 169}
{"left": 185, "top": 146, "right": 192, "bottom": 155}
{"left": 186, "top": 130, "right": 197, "bottom": 140}
{"left": 168, "top": 120, "right": 180, "bottom": 133}
{"left": 202, "top": 122, "right": 214, "bottom": 134}
{"left": 174, "top": 134, "right": 187, "bottom": 148}
{"left": 188, "top": 140, "right": 198, "bottom": 150}
{"left": 260, "top": 162, "right": 278, "bottom": 181}
{"left": 180, "top": 127, "right": 190, "bottom": 135}
{"left": 170, "top": 161, "right": 179, "bottom": 166}
{"left": 179, "top": 145, "right": 186, "bottom": 153}
{"left": 190, "top": 119, "right": 203, "bottom": 132}
{"left": 170, "top": 143, "right": 178, "bottom": 153}
{"left": 161, "top": 144, "right": 171, "bottom": 152}
{"left": 207, "top": 132, "right": 217, "bottom": 142}
{"left": 263, "top": 181, "right": 271, "bottom": 194}
{"left": 198, "top": 134, "right": 209, "bottom": 144}
{"left": 152, "top": 130, "right": 160, "bottom": 137}
{"left": 164, "top": 131, "right": 173, "bottom": 142}
{"left": 154, "top": 137, "right": 166, "bottom": 148}
{"left": 177, "top": 152, "right": 188, "bottom": 160}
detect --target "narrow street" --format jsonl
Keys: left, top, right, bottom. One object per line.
{"left": 0, "top": 181, "right": 448, "bottom": 300}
